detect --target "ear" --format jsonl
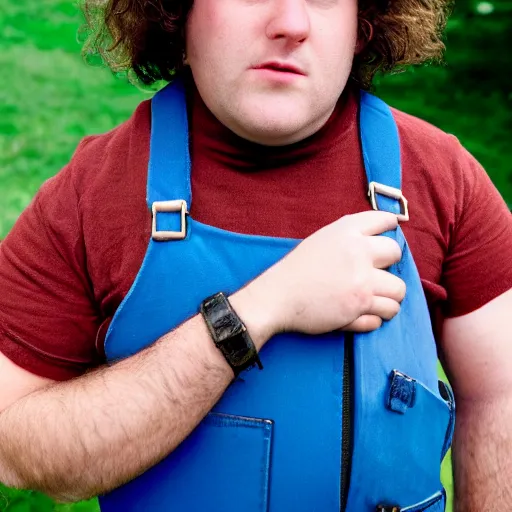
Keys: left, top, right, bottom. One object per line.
{"left": 355, "top": 18, "right": 374, "bottom": 55}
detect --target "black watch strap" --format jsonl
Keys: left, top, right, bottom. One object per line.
{"left": 200, "top": 292, "right": 263, "bottom": 377}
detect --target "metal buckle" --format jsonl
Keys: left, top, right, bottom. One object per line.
{"left": 151, "top": 200, "right": 188, "bottom": 241}
{"left": 368, "top": 181, "right": 409, "bottom": 222}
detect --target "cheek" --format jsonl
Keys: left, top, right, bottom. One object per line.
{"left": 187, "top": 2, "right": 226, "bottom": 58}
{"left": 312, "top": 8, "right": 358, "bottom": 54}
{"left": 323, "top": 18, "right": 358, "bottom": 69}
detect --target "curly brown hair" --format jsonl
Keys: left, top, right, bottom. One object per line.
{"left": 79, "top": 0, "right": 451, "bottom": 90}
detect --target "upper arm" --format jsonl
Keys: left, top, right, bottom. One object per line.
{"left": 440, "top": 288, "right": 512, "bottom": 401}
{"left": 0, "top": 351, "right": 55, "bottom": 412}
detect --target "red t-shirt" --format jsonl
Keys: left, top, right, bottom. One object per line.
{"left": 1, "top": 85, "right": 511, "bottom": 381}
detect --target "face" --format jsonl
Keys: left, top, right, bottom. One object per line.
{"left": 185, "top": 0, "right": 359, "bottom": 146}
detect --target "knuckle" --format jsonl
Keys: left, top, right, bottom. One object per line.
{"left": 353, "top": 282, "right": 373, "bottom": 312}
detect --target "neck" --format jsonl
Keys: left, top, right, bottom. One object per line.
{"left": 187, "top": 81, "right": 357, "bottom": 172}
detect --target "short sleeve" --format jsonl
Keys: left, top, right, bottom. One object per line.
{"left": 441, "top": 143, "right": 512, "bottom": 317}
{"left": 0, "top": 142, "right": 103, "bottom": 381}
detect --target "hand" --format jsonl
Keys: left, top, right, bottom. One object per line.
{"left": 238, "top": 211, "right": 405, "bottom": 342}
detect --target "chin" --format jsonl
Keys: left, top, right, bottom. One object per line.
{"left": 241, "top": 121, "right": 309, "bottom": 146}
{"left": 235, "top": 109, "right": 313, "bottom": 146}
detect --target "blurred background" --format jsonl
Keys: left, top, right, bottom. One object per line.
{"left": 0, "top": 0, "right": 511, "bottom": 510}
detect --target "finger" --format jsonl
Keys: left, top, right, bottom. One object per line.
{"left": 367, "top": 296, "right": 401, "bottom": 321}
{"left": 366, "top": 236, "right": 402, "bottom": 269}
{"left": 343, "top": 315, "right": 383, "bottom": 332}
{"left": 344, "top": 210, "right": 399, "bottom": 237}
{"left": 372, "top": 269, "right": 406, "bottom": 302}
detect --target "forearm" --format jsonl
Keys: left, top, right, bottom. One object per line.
{"left": 0, "top": 314, "right": 238, "bottom": 502}
{"left": 452, "top": 395, "right": 512, "bottom": 511}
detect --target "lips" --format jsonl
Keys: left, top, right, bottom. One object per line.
{"left": 253, "top": 61, "right": 306, "bottom": 76}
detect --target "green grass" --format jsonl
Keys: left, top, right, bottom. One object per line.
{"left": 1, "top": 0, "right": 510, "bottom": 510}
{"left": 0, "top": 486, "right": 97, "bottom": 512}
{"left": 0, "top": 0, "right": 147, "bottom": 238}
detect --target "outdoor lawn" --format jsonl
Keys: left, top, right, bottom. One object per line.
{"left": 1, "top": 0, "right": 510, "bottom": 510}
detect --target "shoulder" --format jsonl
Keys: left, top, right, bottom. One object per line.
{"left": 35, "top": 98, "right": 152, "bottom": 242}
{"left": 64, "top": 99, "right": 152, "bottom": 194}
{"left": 390, "top": 106, "right": 464, "bottom": 170}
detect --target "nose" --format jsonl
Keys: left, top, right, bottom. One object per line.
{"left": 265, "top": 0, "right": 311, "bottom": 45}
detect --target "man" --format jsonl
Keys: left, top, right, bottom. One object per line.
{"left": 0, "top": 0, "right": 511, "bottom": 510}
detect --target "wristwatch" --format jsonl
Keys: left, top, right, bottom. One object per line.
{"left": 200, "top": 292, "right": 263, "bottom": 377}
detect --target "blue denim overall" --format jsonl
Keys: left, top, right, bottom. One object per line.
{"left": 99, "top": 80, "right": 455, "bottom": 512}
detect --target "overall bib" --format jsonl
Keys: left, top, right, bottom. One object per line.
{"left": 99, "top": 80, "right": 455, "bottom": 512}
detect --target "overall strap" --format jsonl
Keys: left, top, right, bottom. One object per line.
{"left": 359, "top": 91, "right": 409, "bottom": 221}
{"left": 148, "top": 79, "right": 191, "bottom": 240}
